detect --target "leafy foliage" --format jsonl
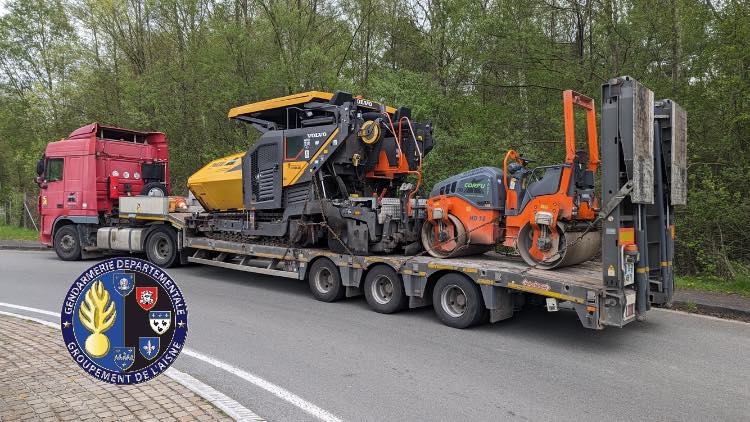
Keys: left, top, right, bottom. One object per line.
{"left": 1, "top": 0, "right": 748, "bottom": 278}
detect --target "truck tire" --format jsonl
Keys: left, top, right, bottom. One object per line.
{"left": 145, "top": 227, "right": 179, "bottom": 268}
{"left": 140, "top": 182, "right": 168, "bottom": 197}
{"left": 363, "top": 265, "right": 408, "bottom": 314}
{"left": 308, "top": 258, "right": 345, "bottom": 302}
{"left": 432, "top": 273, "right": 486, "bottom": 328}
{"left": 54, "top": 225, "right": 82, "bottom": 261}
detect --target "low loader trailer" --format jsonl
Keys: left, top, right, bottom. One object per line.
{"left": 37, "top": 77, "right": 686, "bottom": 329}
{"left": 101, "top": 201, "right": 621, "bottom": 329}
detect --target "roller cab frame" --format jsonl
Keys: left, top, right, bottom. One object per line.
{"left": 502, "top": 90, "right": 600, "bottom": 268}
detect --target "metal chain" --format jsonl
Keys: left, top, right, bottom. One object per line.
{"left": 310, "top": 173, "right": 356, "bottom": 257}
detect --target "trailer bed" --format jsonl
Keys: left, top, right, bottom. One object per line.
{"left": 184, "top": 236, "right": 624, "bottom": 330}
{"left": 401, "top": 253, "right": 604, "bottom": 288}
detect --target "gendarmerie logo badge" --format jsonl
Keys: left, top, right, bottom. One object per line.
{"left": 61, "top": 257, "right": 188, "bottom": 384}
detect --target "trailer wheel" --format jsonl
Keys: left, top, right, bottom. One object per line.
{"left": 146, "top": 227, "right": 179, "bottom": 268}
{"left": 54, "top": 225, "right": 82, "bottom": 261}
{"left": 432, "top": 273, "right": 486, "bottom": 328}
{"left": 363, "top": 265, "right": 408, "bottom": 314}
{"left": 308, "top": 258, "right": 345, "bottom": 302}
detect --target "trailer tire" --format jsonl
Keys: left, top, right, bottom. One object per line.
{"left": 54, "top": 225, "right": 82, "bottom": 261}
{"left": 308, "top": 258, "right": 345, "bottom": 302}
{"left": 145, "top": 227, "right": 179, "bottom": 268}
{"left": 363, "top": 265, "right": 408, "bottom": 314}
{"left": 432, "top": 273, "right": 485, "bottom": 328}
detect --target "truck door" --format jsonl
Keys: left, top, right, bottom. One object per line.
{"left": 39, "top": 157, "right": 65, "bottom": 238}
{"left": 64, "top": 156, "right": 83, "bottom": 211}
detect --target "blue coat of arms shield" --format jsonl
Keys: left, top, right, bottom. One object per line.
{"left": 112, "top": 347, "right": 135, "bottom": 371}
{"left": 139, "top": 337, "right": 160, "bottom": 360}
{"left": 113, "top": 272, "right": 134, "bottom": 297}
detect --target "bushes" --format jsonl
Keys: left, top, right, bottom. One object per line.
{"left": 675, "top": 167, "right": 750, "bottom": 278}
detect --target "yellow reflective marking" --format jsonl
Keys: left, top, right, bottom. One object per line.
{"left": 506, "top": 281, "right": 585, "bottom": 304}
{"left": 118, "top": 214, "right": 167, "bottom": 222}
{"left": 427, "top": 263, "right": 456, "bottom": 270}
{"left": 288, "top": 128, "right": 340, "bottom": 186}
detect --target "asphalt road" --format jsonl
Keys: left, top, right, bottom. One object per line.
{"left": 1, "top": 250, "right": 749, "bottom": 421}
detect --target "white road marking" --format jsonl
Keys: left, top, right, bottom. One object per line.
{"left": 181, "top": 348, "right": 343, "bottom": 422}
{"left": 653, "top": 308, "right": 750, "bottom": 325}
{"left": 0, "top": 302, "right": 58, "bottom": 317}
{"left": 0, "top": 308, "right": 266, "bottom": 422}
{"left": 0, "top": 303, "right": 344, "bottom": 422}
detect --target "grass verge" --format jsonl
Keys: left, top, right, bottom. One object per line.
{"left": 676, "top": 274, "right": 750, "bottom": 297}
{"left": 0, "top": 224, "right": 39, "bottom": 241}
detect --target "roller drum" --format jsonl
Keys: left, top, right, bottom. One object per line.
{"left": 554, "top": 229, "right": 601, "bottom": 268}
{"left": 517, "top": 223, "right": 600, "bottom": 269}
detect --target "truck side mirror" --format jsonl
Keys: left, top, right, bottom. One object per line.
{"left": 35, "top": 175, "right": 47, "bottom": 189}
{"left": 36, "top": 158, "right": 45, "bottom": 176}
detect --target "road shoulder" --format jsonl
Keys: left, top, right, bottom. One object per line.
{"left": 669, "top": 288, "right": 750, "bottom": 323}
{"left": 0, "top": 239, "right": 46, "bottom": 251}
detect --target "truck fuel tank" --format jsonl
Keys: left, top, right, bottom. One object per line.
{"left": 96, "top": 227, "right": 146, "bottom": 252}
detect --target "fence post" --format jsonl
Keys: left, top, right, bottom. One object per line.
{"left": 22, "top": 192, "right": 27, "bottom": 228}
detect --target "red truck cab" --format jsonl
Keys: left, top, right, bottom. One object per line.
{"left": 36, "top": 123, "right": 170, "bottom": 258}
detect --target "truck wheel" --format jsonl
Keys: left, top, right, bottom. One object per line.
{"left": 54, "top": 225, "right": 82, "bottom": 261}
{"left": 363, "top": 265, "right": 408, "bottom": 313}
{"left": 140, "top": 182, "right": 168, "bottom": 197}
{"left": 146, "top": 227, "right": 179, "bottom": 268}
{"left": 308, "top": 258, "right": 345, "bottom": 302}
{"left": 432, "top": 273, "right": 486, "bottom": 328}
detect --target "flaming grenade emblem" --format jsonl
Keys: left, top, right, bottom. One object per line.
{"left": 78, "top": 280, "right": 116, "bottom": 357}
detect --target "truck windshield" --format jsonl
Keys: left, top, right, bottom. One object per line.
{"left": 46, "top": 158, "right": 64, "bottom": 182}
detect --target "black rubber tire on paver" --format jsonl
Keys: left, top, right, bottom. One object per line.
{"left": 145, "top": 227, "right": 179, "bottom": 268}
{"left": 432, "top": 273, "right": 486, "bottom": 329}
{"left": 54, "top": 225, "right": 82, "bottom": 261}
{"left": 308, "top": 258, "right": 346, "bottom": 302}
{"left": 363, "top": 265, "right": 409, "bottom": 314}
